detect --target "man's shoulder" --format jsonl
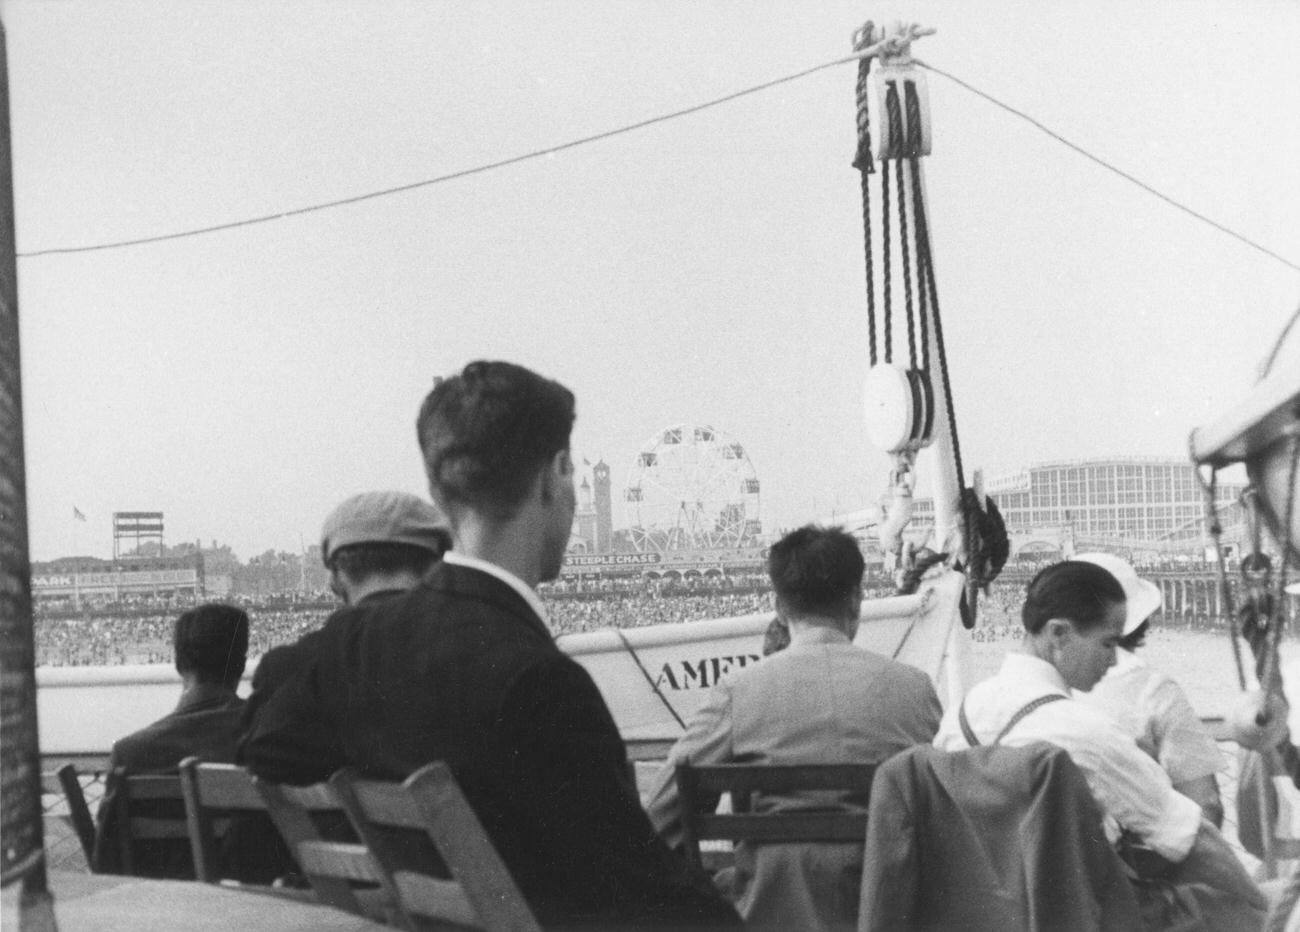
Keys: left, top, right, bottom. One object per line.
{"left": 112, "top": 699, "right": 245, "bottom": 771}
{"left": 306, "top": 565, "right": 557, "bottom": 669}
{"left": 772, "top": 642, "right": 935, "bottom": 689}
{"left": 252, "top": 634, "right": 320, "bottom": 691}
{"left": 853, "top": 645, "right": 935, "bottom": 683}
{"left": 341, "top": 562, "right": 541, "bottom": 623}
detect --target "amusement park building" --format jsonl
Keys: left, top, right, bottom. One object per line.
{"left": 984, "top": 458, "right": 1243, "bottom": 545}
{"left": 908, "top": 457, "right": 1245, "bottom": 556}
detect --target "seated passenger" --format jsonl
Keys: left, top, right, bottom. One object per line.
{"left": 935, "top": 561, "right": 1265, "bottom": 931}
{"left": 93, "top": 603, "right": 283, "bottom": 881}
{"left": 1073, "top": 553, "right": 1224, "bottom": 826}
{"left": 243, "top": 489, "right": 448, "bottom": 719}
{"left": 644, "top": 524, "right": 942, "bottom": 931}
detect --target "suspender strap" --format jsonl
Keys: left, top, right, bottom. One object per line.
{"left": 993, "top": 693, "right": 1067, "bottom": 746}
{"left": 958, "top": 701, "right": 981, "bottom": 746}
{"left": 959, "top": 692, "right": 1067, "bottom": 747}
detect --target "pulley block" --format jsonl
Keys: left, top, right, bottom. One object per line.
{"left": 867, "top": 64, "right": 931, "bottom": 160}
{"left": 864, "top": 363, "right": 934, "bottom": 454}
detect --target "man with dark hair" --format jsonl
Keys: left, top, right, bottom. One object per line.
{"left": 935, "top": 560, "right": 1264, "bottom": 927}
{"left": 243, "top": 361, "right": 740, "bottom": 930}
{"left": 241, "top": 490, "right": 448, "bottom": 725}
{"left": 644, "top": 525, "right": 941, "bottom": 930}
{"left": 93, "top": 603, "right": 254, "bottom": 877}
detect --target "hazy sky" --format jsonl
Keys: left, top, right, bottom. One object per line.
{"left": 5, "top": 0, "right": 1299, "bottom": 561}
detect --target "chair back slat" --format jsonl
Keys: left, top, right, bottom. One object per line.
{"left": 188, "top": 762, "right": 266, "bottom": 809}
{"left": 674, "top": 763, "right": 877, "bottom": 872}
{"left": 334, "top": 762, "right": 542, "bottom": 932}
{"left": 391, "top": 872, "right": 480, "bottom": 929}
{"left": 178, "top": 757, "right": 270, "bottom": 883}
{"left": 254, "top": 775, "right": 384, "bottom": 918}
{"left": 41, "top": 764, "right": 95, "bottom": 864}
{"left": 123, "top": 773, "right": 187, "bottom": 802}
{"left": 295, "top": 841, "right": 385, "bottom": 884}
{"left": 112, "top": 768, "right": 189, "bottom": 875}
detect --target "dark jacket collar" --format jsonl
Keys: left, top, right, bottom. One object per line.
{"left": 356, "top": 588, "right": 408, "bottom": 606}
{"left": 174, "top": 681, "right": 243, "bottom": 715}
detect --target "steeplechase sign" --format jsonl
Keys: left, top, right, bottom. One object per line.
{"left": 567, "top": 553, "right": 662, "bottom": 568}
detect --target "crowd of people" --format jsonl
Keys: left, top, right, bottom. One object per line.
{"left": 29, "top": 573, "right": 1275, "bottom": 665}
{"left": 34, "top": 587, "right": 785, "bottom": 667}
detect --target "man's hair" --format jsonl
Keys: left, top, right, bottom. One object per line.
{"left": 767, "top": 525, "right": 865, "bottom": 618}
{"left": 1022, "top": 561, "right": 1126, "bottom": 635}
{"left": 416, "top": 361, "right": 575, "bottom": 518}
{"left": 1119, "top": 618, "right": 1149, "bottom": 652}
{"left": 174, "top": 603, "right": 249, "bottom": 688}
{"left": 330, "top": 541, "right": 443, "bottom": 583}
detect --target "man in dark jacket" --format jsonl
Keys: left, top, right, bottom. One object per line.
{"left": 93, "top": 603, "right": 277, "bottom": 879}
{"left": 242, "top": 360, "right": 740, "bottom": 930}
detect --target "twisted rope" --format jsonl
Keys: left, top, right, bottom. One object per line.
{"left": 883, "top": 83, "right": 918, "bottom": 369}
{"left": 853, "top": 32, "right": 879, "bottom": 367}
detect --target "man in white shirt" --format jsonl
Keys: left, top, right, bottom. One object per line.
{"left": 935, "top": 560, "right": 1263, "bottom": 927}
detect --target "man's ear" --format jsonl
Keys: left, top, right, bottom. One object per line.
{"left": 1044, "top": 617, "right": 1073, "bottom": 644}
{"left": 540, "top": 448, "right": 572, "bottom": 502}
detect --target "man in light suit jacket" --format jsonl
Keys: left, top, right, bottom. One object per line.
{"left": 644, "top": 525, "right": 942, "bottom": 932}
{"left": 241, "top": 360, "right": 741, "bottom": 931}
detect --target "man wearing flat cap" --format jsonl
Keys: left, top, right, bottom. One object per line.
{"left": 240, "top": 490, "right": 449, "bottom": 731}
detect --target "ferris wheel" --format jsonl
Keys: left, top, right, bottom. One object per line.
{"left": 624, "top": 424, "right": 762, "bottom": 552}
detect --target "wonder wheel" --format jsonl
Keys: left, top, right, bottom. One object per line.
{"left": 624, "top": 424, "right": 761, "bottom": 552}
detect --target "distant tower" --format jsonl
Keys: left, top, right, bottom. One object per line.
{"left": 575, "top": 477, "right": 596, "bottom": 549}
{"left": 593, "top": 460, "right": 613, "bottom": 553}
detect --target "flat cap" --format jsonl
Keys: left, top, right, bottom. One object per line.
{"left": 320, "top": 491, "right": 450, "bottom": 565}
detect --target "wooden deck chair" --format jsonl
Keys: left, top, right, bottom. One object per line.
{"left": 253, "top": 774, "right": 390, "bottom": 920}
{"left": 40, "top": 763, "right": 95, "bottom": 864}
{"left": 178, "top": 757, "right": 296, "bottom": 885}
{"left": 332, "top": 762, "right": 542, "bottom": 932}
{"left": 673, "top": 762, "right": 877, "bottom": 872}
{"left": 109, "top": 769, "right": 191, "bottom": 877}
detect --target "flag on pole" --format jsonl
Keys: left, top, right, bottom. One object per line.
{"left": 73, "top": 506, "right": 86, "bottom": 522}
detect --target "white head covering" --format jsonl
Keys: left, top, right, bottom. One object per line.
{"left": 1073, "top": 552, "right": 1162, "bottom": 635}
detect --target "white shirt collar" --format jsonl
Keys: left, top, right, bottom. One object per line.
{"left": 441, "top": 551, "right": 550, "bottom": 627}
{"left": 999, "top": 651, "right": 1070, "bottom": 695}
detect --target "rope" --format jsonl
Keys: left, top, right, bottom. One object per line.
{"left": 913, "top": 59, "right": 1300, "bottom": 276}
{"left": 18, "top": 42, "right": 1297, "bottom": 274}
{"left": 910, "top": 165, "right": 965, "bottom": 494}
{"left": 853, "top": 36, "right": 879, "bottom": 367}
{"left": 1259, "top": 435, "right": 1300, "bottom": 700}
{"left": 881, "top": 157, "right": 893, "bottom": 364}
{"left": 904, "top": 87, "right": 931, "bottom": 372}
{"left": 1202, "top": 468, "right": 1248, "bottom": 690}
{"left": 884, "top": 84, "right": 918, "bottom": 369}
{"left": 1260, "top": 303, "right": 1300, "bottom": 381}
{"left": 615, "top": 630, "right": 686, "bottom": 730}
